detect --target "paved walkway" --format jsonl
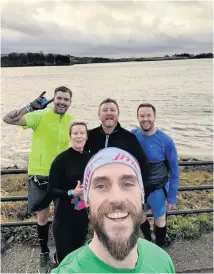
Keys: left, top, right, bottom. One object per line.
{"left": 1, "top": 233, "right": 213, "bottom": 273}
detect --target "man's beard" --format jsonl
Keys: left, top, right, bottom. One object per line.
{"left": 54, "top": 104, "right": 68, "bottom": 115}
{"left": 103, "top": 123, "right": 117, "bottom": 129}
{"left": 140, "top": 123, "right": 154, "bottom": 132}
{"left": 90, "top": 200, "right": 142, "bottom": 261}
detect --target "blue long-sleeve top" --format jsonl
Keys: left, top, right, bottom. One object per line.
{"left": 131, "top": 128, "right": 180, "bottom": 204}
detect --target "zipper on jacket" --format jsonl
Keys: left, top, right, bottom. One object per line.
{"left": 105, "top": 135, "right": 109, "bottom": 148}
{"left": 58, "top": 115, "right": 63, "bottom": 153}
{"left": 99, "top": 127, "right": 118, "bottom": 148}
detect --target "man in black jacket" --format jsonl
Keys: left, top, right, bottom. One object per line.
{"left": 85, "top": 98, "right": 150, "bottom": 185}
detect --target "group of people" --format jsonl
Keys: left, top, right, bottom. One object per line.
{"left": 3, "top": 86, "right": 179, "bottom": 273}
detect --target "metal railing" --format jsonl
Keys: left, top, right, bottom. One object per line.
{"left": 1, "top": 185, "right": 213, "bottom": 203}
{"left": 1, "top": 160, "right": 213, "bottom": 175}
{"left": 1, "top": 208, "right": 213, "bottom": 227}
{"left": 1, "top": 160, "right": 213, "bottom": 227}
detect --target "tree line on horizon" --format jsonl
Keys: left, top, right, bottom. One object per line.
{"left": 1, "top": 52, "right": 213, "bottom": 67}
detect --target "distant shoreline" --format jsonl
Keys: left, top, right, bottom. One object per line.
{"left": 1, "top": 52, "right": 213, "bottom": 68}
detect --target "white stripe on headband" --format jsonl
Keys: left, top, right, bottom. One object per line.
{"left": 83, "top": 147, "right": 144, "bottom": 203}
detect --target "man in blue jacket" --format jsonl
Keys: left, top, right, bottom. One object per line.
{"left": 132, "top": 103, "right": 179, "bottom": 247}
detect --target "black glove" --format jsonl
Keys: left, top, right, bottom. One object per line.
{"left": 29, "top": 91, "right": 54, "bottom": 110}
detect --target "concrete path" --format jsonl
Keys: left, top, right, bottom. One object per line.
{"left": 1, "top": 233, "right": 213, "bottom": 273}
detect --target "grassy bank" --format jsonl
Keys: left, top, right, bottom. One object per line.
{"left": 167, "top": 171, "right": 213, "bottom": 239}
{"left": 1, "top": 171, "right": 213, "bottom": 240}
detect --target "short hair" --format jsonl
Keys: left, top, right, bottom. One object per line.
{"left": 54, "top": 86, "right": 72, "bottom": 98}
{"left": 99, "top": 98, "right": 119, "bottom": 112}
{"left": 137, "top": 103, "right": 156, "bottom": 116}
{"left": 69, "top": 122, "right": 88, "bottom": 137}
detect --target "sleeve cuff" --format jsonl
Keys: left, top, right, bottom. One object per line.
{"left": 67, "top": 189, "right": 73, "bottom": 197}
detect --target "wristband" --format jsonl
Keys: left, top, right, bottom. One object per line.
{"left": 26, "top": 104, "right": 33, "bottom": 112}
{"left": 67, "top": 189, "right": 73, "bottom": 197}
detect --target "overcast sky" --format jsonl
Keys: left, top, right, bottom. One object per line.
{"left": 1, "top": 0, "right": 213, "bottom": 57}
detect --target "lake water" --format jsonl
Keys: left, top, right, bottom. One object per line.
{"left": 1, "top": 59, "right": 213, "bottom": 168}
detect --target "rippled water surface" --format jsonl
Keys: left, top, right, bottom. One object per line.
{"left": 1, "top": 59, "right": 213, "bottom": 167}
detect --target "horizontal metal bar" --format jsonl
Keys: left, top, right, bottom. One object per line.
{"left": 1, "top": 220, "right": 52, "bottom": 227}
{"left": 178, "top": 185, "right": 213, "bottom": 191}
{"left": 1, "top": 185, "right": 213, "bottom": 202}
{"left": 179, "top": 160, "right": 213, "bottom": 166}
{"left": 1, "top": 161, "right": 213, "bottom": 175}
{"left": 1, "top": 208, "right": 212, "bottom": 227}
{"left": 1, "top": 169, "right": 28, "bottom": 175}
{"left": 161, "top": 208, "right": 213, "bottom": 216}
{"left": 147, "top": 208, "right": 213, "bottom": 217}
{"left": 1, "top": 185, "right": 213, "bottom": 203}
{"left": 1, "top": 196, "right": 28, "bottom": 202}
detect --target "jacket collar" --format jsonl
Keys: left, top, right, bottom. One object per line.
{"left": 50, "top": 108, "right": 67, "bottom": 119}
{"left": 99, "top": 122, "right": 121, "bottom": 134}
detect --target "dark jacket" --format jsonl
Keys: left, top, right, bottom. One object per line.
{"left": 85, "top": 123, "right": 150, "bottom": 185}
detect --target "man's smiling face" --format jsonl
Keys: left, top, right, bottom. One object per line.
{"left": 88, "top": 163, "right": 142, "bottom": 260}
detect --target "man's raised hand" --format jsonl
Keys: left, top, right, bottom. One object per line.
{"left": 29, "top": 91, "right": 54, "bottom": 110}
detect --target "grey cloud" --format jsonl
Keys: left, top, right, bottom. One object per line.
{"left": 2, "top": 31, "right": 212, "bottom": 58}
{"left": 1, "top": 1, "right": 60, "bottom": 37}
{"left": 1, "top": 1, "right": 213, "bottom": 57}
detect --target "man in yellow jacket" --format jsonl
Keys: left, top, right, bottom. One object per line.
{"left": 3, "top": 86, "right": 74, "bottom": 273}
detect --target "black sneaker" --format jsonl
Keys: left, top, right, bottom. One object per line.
{"left": 39, "top": 252, "right": 50, "bottom": 273}
{"left": 45, "top": 253, "right": 59, "bottom": 273}
{"left": 164, "top": 232, "right": 177, "bottom": 248}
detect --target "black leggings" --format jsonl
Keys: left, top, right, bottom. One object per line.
{"left": 53, "top": 209, "right": 89, "bottom": 263}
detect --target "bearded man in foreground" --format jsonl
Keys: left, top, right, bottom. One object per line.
{"left": 52, "top": 147, "right": 175, "bottom": 273}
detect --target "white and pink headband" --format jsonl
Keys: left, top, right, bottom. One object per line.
{"left": 83, "top": 147, "right": 144, "bottom": 203}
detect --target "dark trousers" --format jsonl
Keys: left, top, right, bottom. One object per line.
{"left": 53, "top": 209, "right": 89, "bottom": 263}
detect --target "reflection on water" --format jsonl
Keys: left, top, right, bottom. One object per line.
{"left": 1, "top": 59, "right": 213, "bottom": 168}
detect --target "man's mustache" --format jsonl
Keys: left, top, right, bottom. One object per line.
{"left": 97, "top": 200, "right": 138, "bottom": 215}
{"left": 111, "top": 202, "right": 125, "bottom": 212}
